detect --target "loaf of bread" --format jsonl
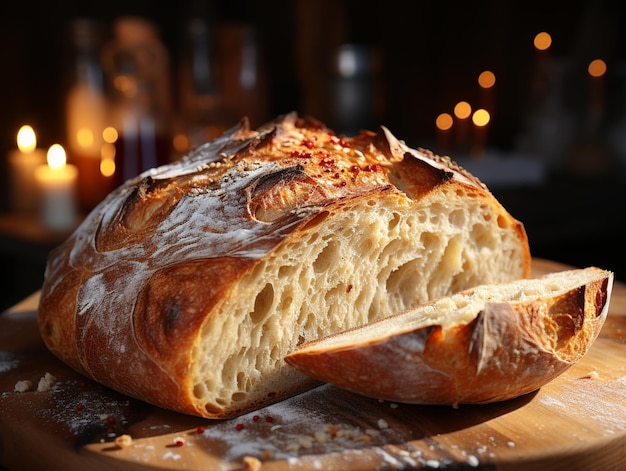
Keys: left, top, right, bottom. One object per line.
{"left": 38, "top": 113, "right": 530, "bottom": 418}
{"left": 286, "top": 267, "right": 613, "bottom": 406}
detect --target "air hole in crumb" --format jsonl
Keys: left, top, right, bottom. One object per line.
{"left": 215, "top": 396, "right": 228, "bottom": 406}
{"left": 360, "top": 238, "right": 374, "bottom": 252}
{"left": 307, "top": 232, "right": 319, "bottom": 245}
{"left": 279, "top": 295, "right": 293, "bottom": 311}
{"left": 193, "top": 383, "right": 208, "bottom": 399}
{"left": 386, "top": 259, "right": 421, "bottom": 306}
{"left": 270, "top": 345, "right": 280, "bottom": 361}
{"left": 232, "top": 391, "right": 246, "bottom": 402}
{"left": 420, "top": 232, "right": 438, "bottom": 251}
{"left": 237, "top": 372, "right": 251, "bottom": 392}
{"left": 278, "top": 264, "right": 297, "bottom": 278}
{"left": 471, "top": 224, "right": 496, "bottom": 250}
{"left": 388, "top": 212, "right": 401, "bottom": 231}
{"left": 497, "top": 214, "right": 508, "bottom": 228}
{"left": 301, "top": 211, "right": 329, "bottom": 231}
{"left": 448, "top": 209, "right": 465, "bottom": 227}
{"left": 313, "top": 240, "right": 339, "bottom": 273}
{"left": 380, "top": 238, "right": 401, "bottom": 261}
{"left": 251, "top": 283, "right": 274, "bottom": 323}
{"left": 304, "top": 313, "right": 317, "bottom": 330}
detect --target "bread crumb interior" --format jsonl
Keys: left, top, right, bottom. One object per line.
{"left": 191, "top": 187, "right": 525, "bottom": 414}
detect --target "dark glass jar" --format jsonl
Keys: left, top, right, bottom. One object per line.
{"left": 102, "top": 17, "right": 172, "bottom": 187}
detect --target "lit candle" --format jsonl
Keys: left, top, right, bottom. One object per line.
{"left": 435, "top": 112, "right": 453, "bottom": 155}
{"left": 471, "top": 108, "right": 491, "bottom": 158}
{"left": 34, "top": 144, "right": 78, "bottom": 231}
{"left": 454, "top": 101, "right": 472, "bottom": 155}
{"left": 533, "top": 32, "right": 552, "bottom": 60}
{"left": 531, "top": 31, "right": 552, "bottom": 104}
{"left": 588, "top": 58, "right": 606, "bottom": 124}
{"left": 8, "top": 125, "right": 47, "bottom": 213}
{"left": 477, "top": 70, "right": 496, "bottom": 114}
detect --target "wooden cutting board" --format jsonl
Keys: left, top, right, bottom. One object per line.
{"left": 1, "top": 258, "right": 625, "bottom": 471}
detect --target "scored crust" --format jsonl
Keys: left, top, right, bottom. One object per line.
{"left": 38, "top": 112, "right": 530, "bottom": 418}
{"left": 285, "top": 267, "right": 613, "bottom": 406}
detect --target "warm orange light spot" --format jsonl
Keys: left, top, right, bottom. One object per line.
{"left": 472, "top": 109, "right": 490, "bottom": 127}
{"left": 588, "top": 59, "right": 607, "bottom": 78}
{"left": 435, "top": 113, "right": 453, "bottom": 131}
{"left": 102, "top": 126, "right": 118, "bottom": 144}
{"left": 100, "top": 156, "right": 116, "bottom": 177}
{"left": 76, "top": 128, "right": 94, "bottom": 148}
{"left": 534, "top": 32, "right": 552, "bottom": 51}
{"left": 454, "top": 101, "right": 472, "bottom": 120}
{"left": 100, "top": 142, "right": 116, "bottom": 177}
{"left": 114, "top": 75, "right": 136, "bottom": 95}
{"left": 173, "top": 133, "right": 189, "bottom": 153}
{"left": 478, "top": 70, "right": 496, "bottom": 89}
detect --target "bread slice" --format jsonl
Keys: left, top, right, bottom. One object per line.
{"left": 38, "top": 113, "right": 530, "bottom": 418}
{"left": 285, "top": 267, "right": 613, "bottom": 406}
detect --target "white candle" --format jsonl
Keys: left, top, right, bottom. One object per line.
{"left": 34, "top": 144, "right": 78, "bottom": 231}
{"left": 8, "top": 125, "right": 47, "bottom": 213}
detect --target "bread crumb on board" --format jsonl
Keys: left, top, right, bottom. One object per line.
{"left": 37, "top": 372, "right": 57, "bottom": 392}
{"left": 14, "top": 380, "right": 33, "bottom": 393}
{"left": 242, "top": 455, "right": 262, "bottom": 471}
{"left": 14, "top": 372, "right": 57, "bottom": 393}
{"left": 115, "top": 434, "right": 133, "bottom": 449}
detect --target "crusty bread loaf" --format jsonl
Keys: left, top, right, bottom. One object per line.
{"left": 38, "top": 112, "right": 530, "bottom": 419}
{"left": 286, "top": 267, "right": 613, "bottom": 406}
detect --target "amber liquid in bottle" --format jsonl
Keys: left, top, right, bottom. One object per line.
{"left": 113, "top": 128, "right": 170, "bottom": 187}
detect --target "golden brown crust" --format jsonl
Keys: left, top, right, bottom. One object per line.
{"left": 37, "top": 112, "right": 531, "bottom": 418}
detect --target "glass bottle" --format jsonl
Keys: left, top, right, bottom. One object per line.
{"left": 326, "top": 44, "right": 384, "bottom": 136}
{"left": 177, "top": 16, "right": 238, "bottom": 151}
{"left": 102, "top": 17, "right": 172, "bottom": 188}
{"left": 216, "top": 23, "right": 270, "bottom": 128}
{"left": 64, "top": 18, "right": 111, "bottom": 210}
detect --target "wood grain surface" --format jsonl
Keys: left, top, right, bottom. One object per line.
{"left": 1, "top": 258, "right": 625, "bottom": 471}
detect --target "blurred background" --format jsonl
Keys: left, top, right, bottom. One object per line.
{"left": 1, "top": 0, "right": 625, "bottom": 310}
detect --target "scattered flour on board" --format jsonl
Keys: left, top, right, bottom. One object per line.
{"left": 32, "top": 378, "right": 133, "bottom": 437}
{"left": 193, "top": 386, "right": 482, "bottom": 470}
{"left": 538, "top": 375, "right": 626, "bottom": 433}
{"left": 197, "top": 388, "right": 400, "bottom": 463}
{"left": 0, "top": 352, "right": 19, "bottom": 373}
{"left": 8, "top": 371, "right": 625, "bottom": 469}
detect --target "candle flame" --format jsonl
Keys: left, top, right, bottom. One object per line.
{"left": 47, "top": 144, "right": 67, "bottom": 169}
{"left": 17, "top": 125, "right": 37, "bottom": 153}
